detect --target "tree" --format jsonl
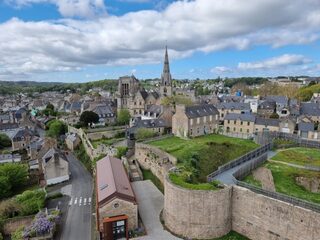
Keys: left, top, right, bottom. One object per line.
{"left": 80, "top": 111, "right": 99, "bottom": 127}
{"left": 42, "top": 103, "right": 56, "bottom": 116}
{"left": 0, "top": 133, "right": 11, "bottom": 149}
{"left": 117, "top": 109, "right": 131, "bottom": 125}
{"left": 0, "top": 163, "right": 28, "bottom": 190}
{"left": 46, "top": 120, "right": 67, "bottom": 138}
{"left": 0, "top": 176, "right": 11, "bottom": 199}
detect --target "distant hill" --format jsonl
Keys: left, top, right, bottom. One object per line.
{"left": 0, "top": 79, "right": 118, "bottom": 95}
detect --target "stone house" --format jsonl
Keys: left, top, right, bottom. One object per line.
{"left": 224, "top": 113, "right": 256, "bottom": 134}
{"left": 216, "top": 102, "right": 251, "bottom": 121}
{"left": 172, "top": 104, "right": 219, "bottom": 138}
{"left": 300, "top": 102, "right": 320, "bottom": 124}
{"left": 257, "top": 100, "right": 276, "bottom": 118}
{"left": 254, "top": 118, "right": 280, "bottom": 133}
{"left": 298, "top": 122, "right": 319, "bottom": 140}
{"left": 128, "top": 117, "right": 170, "bottom": 139}
{"left": 41, "top": 148, "right": 70, "bottom": 186}
{"left": 12, "top": 128, "right": 35, "bottom": 151}
{"left": 92, "top": 104, "right": 116, "bottom": 125}
{"left": 96, "top": 156, "right": 138, "bottom": 240}
{"left": 65, "top": 133, "right": 80, "bottom": 151}
{"left": 279, "top": 118, "right": 296, "bottom": 134}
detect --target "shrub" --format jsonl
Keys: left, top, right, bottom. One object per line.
{"left": 0, "top": 133, "right": 11, "bottom": 149}
{"left": 16, "top": 190, "right": 46, "bottom": 216}
{"left": 117, "top": 109, "right": 131, "bottom": 125}
{"left": 11, "top": 226, "right": 24, "bottom": 240}
{"left": 116, "top": 146, "right": 128, "bottom": 159}
{"left": 0, "top": 199, "right": 22, "bottom": 219}
{"left": 0, "top": 232, "right": 3, "bottom": 240}
{"left": 135, "top": 128, "right": 157, "bottom": 140}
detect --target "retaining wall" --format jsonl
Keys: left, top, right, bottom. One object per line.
{"left": 164, "top": 176, "right": 232, "bottom": 239}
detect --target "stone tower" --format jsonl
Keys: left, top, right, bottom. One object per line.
{"left": 160, "top": 46, "right": 173, "bottom": 97}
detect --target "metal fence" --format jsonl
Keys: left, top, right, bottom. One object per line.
{"left": 255, "top": 132, "right": 320, "bottom": 148}
{"left": 207, "top": 143, "right": 272, "bottom": 182}
{"left": 221, "top": 132, "right": 254, "bottom": 140}
{"left": 236, "top": 180, "right": 320, "bottom": 213}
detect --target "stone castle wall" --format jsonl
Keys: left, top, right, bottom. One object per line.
{"left": 164, "top": 176, "right": 232, "bottom": 239}
{"left": 135, "top": 143, "right": 176, "bottom": 184}
{"left": 232, "top": 186, "right": 320, "bottom": 240}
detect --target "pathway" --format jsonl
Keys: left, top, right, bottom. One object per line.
{"left": 131, "top": 180, "right": 181, "bottom": 240}
{"left": 214, "top": 151, "right": 276, "bottom": 185}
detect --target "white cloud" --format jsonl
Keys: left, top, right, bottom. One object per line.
{"left": 1, "top": 0, "right": 320, "bottom": 80}
{"left": 5, "top": 0, "right": 107, "bottom": 18}
{"left": 211, "top": 66, "right": 232, "bottom": 73}
{"left": 238, "top": 54, "right": 311, "bottom": 70}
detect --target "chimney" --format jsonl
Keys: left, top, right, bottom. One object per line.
{"left": 54, "top": 153, "right": 60, "bottom": 164}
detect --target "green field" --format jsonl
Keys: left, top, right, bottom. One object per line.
{"left": 238, "top": 147, "right": 320, "bottom": 203}
{"left": 271, "top": 147, "right": 320, "bottom": 167}
{"left": 150, "top": 134, "right": 258, "bottom": 189}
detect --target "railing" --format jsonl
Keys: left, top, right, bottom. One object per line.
{"left": 207, "top": 143, "right": 272, "bottom": 182}
{"left": 236, "top": 180, "right": 320, "bottom": 213}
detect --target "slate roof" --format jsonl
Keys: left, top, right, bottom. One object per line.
{"left": 216, "top": 102, "right": 250, "bottom": 111}
{"left": 12, "top": 128, "right": 34, "bottom": 141}
{"left": 298, "top": 122, "right": 314, "bottom": 132}
{"left": 300, "top": 103, "right": 320, "bottom": 116}
{"left": 185, "top": 104, "right": 219, "bottom": 118}
{"left": 265, "top": 96, "right": 288, "bottom": 105}
{"left": 145, "top": 105, "right": 162, "bottom": 115}
{"left": 258, "top": 100, "right": 276, "bottom": 109}
{"left": 225, "top": 113, "right": 256, "bottom": 122}
{"left": 96, "top": 156, "right": 136, "bottom": 206}
{"left": 0, "top": 114, "right": 10, "bottom": 122}
{"left": 0, "top": 123, "right": 19, "bottom": 130}
{"left": 134, "top": 118, "right": 168, "bottom": 128}
{"left": 139, "top": 90, "right": 149, "bottom": 100}
{"left": 93, "top": 105, "right": 114, "bottom": 117}
{"left": 255, "top": 117, "right": 280, "bottom": 127}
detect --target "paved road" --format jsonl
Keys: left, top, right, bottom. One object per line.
{"left": 59, "top": 152, "right": 93, "bottom": 240}
{"left": 214, "top": 151, "right": 276, "bottom": 185}
{"left": 131, "top": 180, "right": 180, "bottom": 240}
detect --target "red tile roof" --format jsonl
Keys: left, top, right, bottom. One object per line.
{"left": 96, "top": 156, "right": 135, "bottom": 206}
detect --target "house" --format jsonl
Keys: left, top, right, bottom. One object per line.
{"left": 96, "top": 156, "right": 138, "bottom": 240}
{"left": 257, "top": 100, "right": 276, "bottom": 118}
{"left": 65, "top": 133, "right": 80, "bottom": 151}
{"left": 300, "top": 103, "right": 320, "bottom": 123}
{"left": 224, "top": 113, "right": 256, "bottom": 134}
{"left": 279, "top": 118, "right": 296, "bottom": 134}
{"left": 128, "top": 117, "right": 170, "bottom": 139}
{"left": 254, "top": 118, "right": 280, "bottom": 133}
{"left": 41, "top": 148, "right": 70, "bottom": 186}
{"left": 92, "top": 104, "right": 116, "bottom": 125}
{"left": 172, "top": 104, "right": 219, "bottom": 138}
{"left": 298, "top": 122, "right": 319, "bottom": 140}
{"left": 12, "top": 127, "right": 35, "bottom": 151}
{"left": 216, "top": 102, "right": 251, "bottom": 120}
{"left": 0, "top": 154, "right": 21, "bottom": 164}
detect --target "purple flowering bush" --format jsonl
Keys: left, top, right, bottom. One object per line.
{"left": 22, "top": 209, "right": 60, "bottom": 238}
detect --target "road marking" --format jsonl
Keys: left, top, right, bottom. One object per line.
{"left": 79, "top": 197, "right": 82, "bottom": 206}
{"left": 88, "top": 197, "right": 92, "bottom": 205}
{"left": 74, "top": 197, "right": 78, "bottom": 205}
{"left": 69, "top": 198, "right": 72, "bottom": 206}
{"left": 84, "top": 198, "right": 87, "bottom": 205}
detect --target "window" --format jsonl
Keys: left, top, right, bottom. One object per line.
{"left": 247, "top": 122, "right": 250, "bottom": 126}
{"left": 228, "top": 120, "right": 230, "bottom": 124}
{"left": 233, "top": 127, "right": 236, "bottom": 131}
{"left": 234, "top": 120, "right": 236, "bottom": 124}
{"left": 241, "top": 121, "right": 243, "bottom": 125}
{"left": 221, "top": 113, "right": 224, "bottom": 118}
{"left": 240, "top": 128, "right": 243, "bottom": 132}
{"left": 190, "top": 129, "right": 193, "bottom": 135}
{"left": 197, "top": 128, "right": 199, "bottom": 134}
{"left": 197, "top": 118, "right": 200, "bottom": 124}
{"left": 204, "top": 116, "right": 207, "bottom": 123}
{"left": 210, "top": 115, "right": 213, "bottom": 121}
{"left": 247, "top": 129, "right": 249, "bottom": 133}
{"left": 215, "top": 115, "right": 218, "bottom": 120}
{"left": 190, "top": 119, "right": 193, "bottom": 125}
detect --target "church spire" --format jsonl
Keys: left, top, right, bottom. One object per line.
{"left": 161, "top": 45, "right": 172, "bottom": 87}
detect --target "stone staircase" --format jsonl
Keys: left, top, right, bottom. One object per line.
{"left": 128, "top": 158, "right": 143, "bottom": 181}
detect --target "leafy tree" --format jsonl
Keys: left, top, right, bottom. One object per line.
{"left": 42, "top": 103, "right": 56, "bottom": 116}
{"left": 16, "top": 189, "right": 46, "bottom": 216}
{"left": 0, "top": 133, "right": 12, "bottom": 149}
{"left": 46, "top": 120, "right": 67, "bottom": 138}
{"left": 80, "top": 111, "right": 99, "bottom": 126}
{"left": 0, "top": 164, "right": 28, "bottom": 193}
{"left": 0, "top": 176, "right": 11, "bottom": 199}
{"left": 117, "top": 109, "right": 131, "bottom": 125}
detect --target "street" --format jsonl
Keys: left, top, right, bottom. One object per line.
{"left": 58, "top": 152, "right": 93, "bottom": 240}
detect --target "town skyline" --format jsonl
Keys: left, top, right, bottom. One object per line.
{"left": 0, "top": 0, "right": 320, "bottom": 82}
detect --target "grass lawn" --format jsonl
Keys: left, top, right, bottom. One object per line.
{"left": 150, "top": 134, "right": 258, "bottom": 182}
{"left": 141, "top": 169, "right": 164, "bottom": 193}
{"left": 242, "top": 175, "right": 262, "bottom": 188}
{"left": 210, "top": 231, "right": 250, "bottom": 240}
{"left": 271, "top": 147, "right": 320, "bottom": 167}
{"left": 91, "top": 138, "right": 124, "bottom": 149}
{"left": 265, "top": 162, "right": 320, "bottom": 204}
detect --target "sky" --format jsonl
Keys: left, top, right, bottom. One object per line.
{"left": 0, "top": 0, "right": 320, "bottom": 82}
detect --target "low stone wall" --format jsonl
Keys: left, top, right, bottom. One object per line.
{"left": 164, "top": 175, "right": 232, "bottom": 239}
{"left": 135, "top": 143, "right": 177, "bottom": 184}
{"left": 232, "top": 186, "right": 320, "bottom": 240}
{"left": 3, "top": 215, "right": 34, "bottom": 235}
{"left": 87, "top": 129, "right": 125, "bottom": 141}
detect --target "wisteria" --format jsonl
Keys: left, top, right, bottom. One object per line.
{"left": 22, "top": 209, "right": 60, "bottom": 239}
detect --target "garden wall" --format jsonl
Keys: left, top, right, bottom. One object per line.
{"left": 232, "top": 186, "right": 320, "bottom": 240}
{"left": 3, "top": 215, "right": 34, "bottom": 235}
{"left": 135, "top": 143, "right": 177, "bottom": 184}
{"left": 163, "top": 176, "right": 232, "bottom": 239}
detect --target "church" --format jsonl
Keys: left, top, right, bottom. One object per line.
{"left": 116, "top": 46, "right": 173, "bottom": 117}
